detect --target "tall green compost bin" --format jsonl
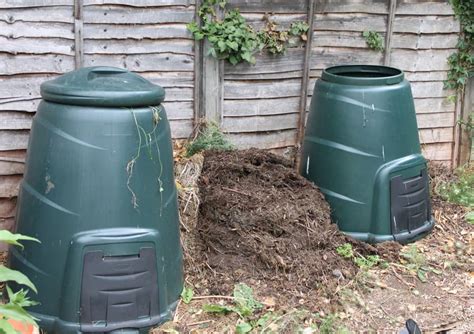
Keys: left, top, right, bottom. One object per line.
{"left": 300, "top": 65, "right": 434, "bottom": 244}
{"left": 9, "top": 67, "right": 183, "bottom": 333}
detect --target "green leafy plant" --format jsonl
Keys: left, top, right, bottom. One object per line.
{"left": 188, "top": 0, "right": 309, "bottom": 64}
{"left": 187, "top": 0, "right": 262, "bottom": 65}
{"left": 437, "top": 165, "right": 474, "bottom": 208}
{"left": 185, "top": 121, "right": 234, "bottom": 157}
{"left": 466, "top": 211, "right": 474, "bottom": 224}
{"left": 203, "top": 283, "right": 263, "bottom": 332}
{"left": 445, "top": 0, "right": 473, "bottom": 97}
{"left": 336, "top": 243, "right": 385, "bottom": 270}
{"left": 180, "top": 286, "right": 194, "bottom": 304}
{"left": 400, "top": 245, "right": 441, "bottom": 282}
{"left": 0, "top": 231, "right": 40, "bottom": 333}
{"left": 362, "top": 30, "right": 384, "bottom": 52}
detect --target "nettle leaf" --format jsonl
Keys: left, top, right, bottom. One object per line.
{"left": 0, "top": 231, "right": 39, "bottom": 249}
{"left": 0, "top": 266, "right": 37, "bottom": 293}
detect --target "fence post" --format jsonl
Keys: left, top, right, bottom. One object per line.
{"left": 74, "top": 0, "right": 84, "bottom": 69}
{"left": 295, "top": 0, "right": 316, "bottom": 170}
{"left": 384, "top": 0, "right": 397, "bottom": 66}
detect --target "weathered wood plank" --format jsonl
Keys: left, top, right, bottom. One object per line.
{"left": 414, "top": 98, "right": 455, "bottom": 114}
{"left": 0, "top": 37, "right": 74, "bottom": 55}
{"left": 170, "top": 119, "right": 193, "bottom": 139}
{"left": 160, "top": 88, "right": 194, "bottom": 102}
{"left": 0, "top": 7, "right": 73, "bottom": 23}
{"left": 83, "top": 6, "right": 194, "bottom": 24}
{"left": 84, "top": 0, "right": 194, "bottom": 7}
{"left": 411, "top": 81, "right": 452, "bottom": 98}
{"left": 393, "top": 16, "right": 460, "bottom": 34}
{"left": 0, "top": 197, "right": 17, "bottom": 219}
{"left": 417, "top": 112, "right": 454, "bottom": 129}
{"left": 224, "top": 49, "right": 305, "bottom": 76}
{"left": 141, "top": 72, "right": 194, "bottom": 87}
{"left": 421, "top": 142, "right": 452, "bottom": 161}
{"left": 0, "top": 160, "right": 24, "bottom": 175}
{"left": 227, "top": 0, "right": 306, "bottom": 13}
{"left": 405, "top": 71, "right": 447, "bottom": 82}
{"left": 84, "top": 23, "right": 191, "bottom": 40}
{"left": 0, "top": 21, "right": 74, "bottom": 39}
{"left": 315, "top": 0, "right": 388, "bottom": 14}
{"left": 74, "top": 0, "right": 84, "bottom": 68}
{"left": 0, "top": 131, "right": 30, "bottom": 150}
{"left": 392, "top": 33, "right": 458, "bottom": 50}
{"left": 0, "top": 75, "right": 55, "bottom": 101}
{"left": 390, "top": 49, "right": 454, "bottom": 71}
{"left": 162, "top": 102, "right": 194, "bottom": 121}
{"left": 83, "top": 39, "right": 194, "bottom": 55}
{"left": 0, "top": 175, "right": 22, "bottom": 198}
{"left": 419, "top": 127, "right": 453, "bottom": 144}
{"left": 0, "top": 112, "right": 33, "bottom": 130}
{"left": 310, "top": 47, "right": 383, "bottom": 70}
{"left": 224, "top": 97, "right": 300, "bottom": 117}
{"left": 312, "top": 31, "right": 369, "bottom": 48}
{"left": 396, "top": 2, "right": 454, "bottom": 16}
{"left": 0, "top": 54, "right": 74, "bottom": 75}
{"left": 224, "top": 80, "right": 302, "bottom": 100}
{"left": 0, "top": 98, "right": 40, "bottom": 112}
{"left": 225, "top": 70, "right": 303, "bottom": 81}
{"left": 0, "top": 0, "right": 71, "bottom": 8}
{"left": 84, "top": 53, "right": 194, "bottom": 72}
{"left": 313, "top": 13, "right": 387, "bottom": 32}
{"left": 226, "top": 129, "right": 297, "bottom": 149}
{"left": 223, "top": 113, "right": 299, "bottom": 133}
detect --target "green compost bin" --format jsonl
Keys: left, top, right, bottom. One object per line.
{"left": 9, "top": 67, "right": 183, "bottom": 333}
{"left": 300, "top": 65, "right": 434, "bottom": 244}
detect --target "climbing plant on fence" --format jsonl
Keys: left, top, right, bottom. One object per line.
{"left": 445, "top": 0, "right": 473, "bottom": 98}
{"left": 187, "top": 0, "right": 309, "bottom": 65}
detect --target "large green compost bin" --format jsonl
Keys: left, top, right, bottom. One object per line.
{"left": 9, "top": 67, "right": 183, "bottom": 333}
{"left": 300, "top": 65, "right": 434, "bottom": 244}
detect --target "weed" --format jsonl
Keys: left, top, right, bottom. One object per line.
{"left": 180, "top": 286, "right": 194, "bottom": 304}
{"left": 185, "top": 122, "right": 234, "bottom": 157}
{"left": 362, "top": 30, "right": 384, "bottom": 51}
{"left": 437, "top": 165, "right": 474, "bottom": 208}
{"left": 400, "top": 245, "right": 441, "bottom": 282}
{"left": 336, "top": 243, "right": 354, "bottom": 258}
{"left": 466, "top": 211, "right": 474, "bottom": 224}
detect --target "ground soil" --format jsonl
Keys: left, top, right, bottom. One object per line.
{"left": 157, "top": 150, "right": 472, "bottom": 333}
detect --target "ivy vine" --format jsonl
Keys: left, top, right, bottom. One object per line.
{"left": 187, "top": 0, "right": 309, "bottom": 65}
{"left": 445, "top": 0, "right": 473, "bottom": 98}
{"left": 362, "top": 30, "right": 384, "bottom": 52}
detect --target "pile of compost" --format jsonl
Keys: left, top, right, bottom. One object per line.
{"left": 193, "top": 149, "right": 395, "bottom": 303}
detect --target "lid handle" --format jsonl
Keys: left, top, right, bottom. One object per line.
{"left": 87, "top": 67, "right": 128, "bottom": 81}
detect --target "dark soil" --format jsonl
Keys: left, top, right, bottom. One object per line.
{"left": 192, "top": 149, "right": 396, "bottom": 307}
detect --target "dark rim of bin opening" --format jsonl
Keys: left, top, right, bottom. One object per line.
{"left": 40, "top": 66, "right": 165, "bottom": 107}
{"left": 321, "top": 65, "right": 404, "bottom": 86}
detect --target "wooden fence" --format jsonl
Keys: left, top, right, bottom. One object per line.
{"left": 0, "top": 0, "right": 471, "bottom": 228}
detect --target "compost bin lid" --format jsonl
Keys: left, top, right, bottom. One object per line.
{"left": 40, "top": 66, "right": 165, "bottom": 107}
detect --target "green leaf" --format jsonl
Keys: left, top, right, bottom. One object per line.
{"left": 0, "top": 231, "right": 39, "bottom": 249}
{"left": 417, "top": 269, "right": 427, "bottom": 283}
{"left": 180, "top": 286, "right": 194, "bottom": 304}
{"left": 233, "top": 283, "right": 262, "bottom": 312}
{"left": 6, "top": 287, "right": 38, "bottom": 308}
{"left": 466, "top": 211, "right": 474, "bottom": 224}
{"left": 0, "top": 266, "right": 37, "bottom": 293}
{"left": 0, "top": 304, "right": 38, "bottom": 325}
{"left": 236, "top": 322, "right": 253, "bottom": 334}
{"left": 202, "top": 304, "right": 234, "bottom": 314}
